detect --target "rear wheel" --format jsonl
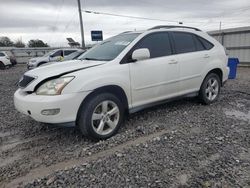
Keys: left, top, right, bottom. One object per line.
{"left": 0, "top": 62, "right": 6, "bottom": 70}
{"left": 77, "top": 93, "right": 124, "bottom": 140}
{"left": 199, "top": 73, "right": 221, "bottom": 104}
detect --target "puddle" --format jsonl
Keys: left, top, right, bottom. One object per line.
{"left": 224, "top": 109, "right": 250, "bottom": 122}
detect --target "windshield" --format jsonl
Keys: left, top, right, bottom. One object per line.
{"left": 42, "top": 50, "right": 57, "bottom": 57}
{"left": 78, "top": 33, "right": 140, "bottom": 61}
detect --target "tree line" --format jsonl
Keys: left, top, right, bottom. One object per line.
{"left": 0, "top": 36, "right": 50, "bottom": 48}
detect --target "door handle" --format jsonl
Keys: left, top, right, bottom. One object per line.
{"left": 169, "top": 60, "right": 178, "bottom": 64}
{"left": 203, "top": 54, "right": 210, "bottom": 58}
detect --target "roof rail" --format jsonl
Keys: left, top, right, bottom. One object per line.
{"left": 148, "top": 25, "right": 201, "bottom": 31}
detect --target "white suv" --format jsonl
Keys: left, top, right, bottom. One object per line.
{"left": 27, "top": 48, "right": 78, "bottom": 69}
{"left": 14, "top": 26, "right": 229, "bottom": 139}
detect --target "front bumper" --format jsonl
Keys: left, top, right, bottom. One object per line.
{"left": 14, "top": 89, "right": 90, "bottom": 124}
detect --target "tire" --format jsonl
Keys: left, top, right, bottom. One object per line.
{"left": 77, "top": 93, "right": 125, "bottom": 140}
{"left": 199, "top": 73, "right": 221, "bottom": 105}
{"left": 0, "top": 62, "right": 6, "bottom": 70}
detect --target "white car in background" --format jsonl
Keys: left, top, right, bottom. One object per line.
{"left": 0, "top": 51, "right": 12, "bottom": 70}
{"left": 15, "top": 25, "right": 229, "bottom": 140}
{"left": 27, "top": 48, "right": 78, "bottom": 69}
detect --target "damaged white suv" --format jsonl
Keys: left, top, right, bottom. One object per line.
{"left": 14, "top": 26, "right": 229, "bottom": 139}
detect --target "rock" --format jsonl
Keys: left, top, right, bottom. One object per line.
{"left": 46, "top": 176, "right": 56, "bottom": 186}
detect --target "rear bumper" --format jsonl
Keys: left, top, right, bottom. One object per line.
{"left": 14, "top": 89, "right": 90, "bottom": 124}
{"left": 223, "top": 66, "right": 230, "bottom": 82}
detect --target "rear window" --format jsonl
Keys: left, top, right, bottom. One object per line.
{"left": 172, "top": 32, "right": 196, "bottom": 54}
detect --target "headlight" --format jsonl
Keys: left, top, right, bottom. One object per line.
{"left": 36, "top": 76, "right": 74, "bottom": 95}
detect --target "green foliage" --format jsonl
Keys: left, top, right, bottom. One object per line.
{"left": 28, "top": 39, "right": 49, "bottom": 47}
{"left": 14, "top": 39, "right": 25, "bottom": 48}
{"left": 0, "top": 36, "right": 14, "bottom": 47}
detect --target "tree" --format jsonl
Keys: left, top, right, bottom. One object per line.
{"left": 14, "top": 39, "right": 25, "bottom": 48}
{"left": 0, "top": 36, "right": 14, "bottom": 47}
{"left": 28, "top": 39, "right": 49, "bottom": 47}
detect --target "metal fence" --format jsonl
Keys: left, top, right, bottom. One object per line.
{"left": 209, "top": 26, "right": 250, "bottom": 65}
{"left": 0, "top": 47, "right": 62, "bottom": 64}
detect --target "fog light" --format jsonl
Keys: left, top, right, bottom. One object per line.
{"left": 41, "top": 108, "right": 60, "bottom": 116}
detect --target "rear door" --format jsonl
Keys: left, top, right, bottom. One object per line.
{"left": 128, "top": 32, "right": 180, "bottom": 107}
{"left": 170, "top": 32, "right": 210, "bottom": 94}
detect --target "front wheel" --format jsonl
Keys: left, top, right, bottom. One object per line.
{"left": 199, "top": 73, "right": 221, "bottom": 105}
{"left": 0, "top": 62, "right": 6, "bottom": 70}
{"left": 77, "top": 93, "right": 124, "bottom": 140}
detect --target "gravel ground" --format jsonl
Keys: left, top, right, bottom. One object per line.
{"left": 0, "top": 65, "right": 249, "bottom": 187}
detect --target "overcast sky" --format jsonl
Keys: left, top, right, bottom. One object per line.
{"left": 0, "top": 0, "right": 250, "bottom": 46}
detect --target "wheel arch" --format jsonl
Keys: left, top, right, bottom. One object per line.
{"left": 76, "top": 85, "right": 129, "bottom": 123}
{"left": 202, "top": 68, "right": 223, "bottom": 87}
{"left": 0, "top": 61, "right": 5, "bottom": 69}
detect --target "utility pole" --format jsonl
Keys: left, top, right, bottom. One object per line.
{"left": 77, "top": 0, "right": 85, "bottom": 48}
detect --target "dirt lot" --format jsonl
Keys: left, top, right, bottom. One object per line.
{"left": 0, "top": 65, "right": 249, "bottom": 188}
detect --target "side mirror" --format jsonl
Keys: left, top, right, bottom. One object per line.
{"left": 132, "top": 48, "right": 150, "bottom": 62}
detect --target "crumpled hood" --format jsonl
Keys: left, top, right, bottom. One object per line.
{"left": 21, "top": 60, "right": 106, "bottom": 92}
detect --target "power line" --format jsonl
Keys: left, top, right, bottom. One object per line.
{"left": 83, "top": 10, "right": 181, "bottom": 23}
{"left": 82, "top": 9, "right": 250, "bottom": 24}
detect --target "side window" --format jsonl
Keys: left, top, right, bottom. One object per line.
{"left": 193, "top": 35, "right": 206, "bottom": 51}
{"left": 134, "top": 32, "right": 172, "bottom": 58}
{"left": 198, "top": 37, "right": 214, "bottom": 50}
{"left": 51, "top": 50, "right": 63, "bottom": 57}
{"left": 0, "top": 52, "right": 5, "bottom": 57}
{"left": 172, "top": 32, "right": 196, "bottom": 54}
{"left": 64, "top": 50, "right": 76, "bottom": 56}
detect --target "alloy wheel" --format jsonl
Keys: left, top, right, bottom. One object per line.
{"left": 91, "top": 100, "right": 120, "bottom": 136}
{"left": 205, "top": 77, "right": 219, "bottom": 101}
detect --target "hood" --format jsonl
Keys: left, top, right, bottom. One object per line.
{"left": 29, "top": 56, "right": 46, "bottom": 63}
{"left": 21, "top": 60, "right": 106, "bottom": 92}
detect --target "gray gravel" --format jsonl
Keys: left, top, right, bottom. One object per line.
{"left": 0, "top": 65, "right": 249, "bottom": 187}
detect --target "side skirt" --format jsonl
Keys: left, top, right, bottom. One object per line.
{"left": 129, "top": 92, "right": 199, "bottom": 114}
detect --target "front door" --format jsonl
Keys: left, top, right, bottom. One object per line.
{"left": 128, "top": 32, "right": 180, "bottom": 108}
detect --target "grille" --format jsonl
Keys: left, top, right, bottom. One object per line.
{"left": 18, "top": 75, "right": 35, "bottom": 88}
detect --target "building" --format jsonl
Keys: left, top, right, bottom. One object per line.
{"left": 209, "top": 26, "right": 250, "bottom": 65}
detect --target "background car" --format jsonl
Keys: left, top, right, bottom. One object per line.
{"left": 0, "top": 51, "right": 12, "bottom": 70}
{"left": 3, "top": 51, "right": 17, "bottom": 66}
{"left": 40, "top": 49, "right": 86, "bottom": 67}
{"left": 27, "top": 48, "right": 78, "bottom": 69}
{"left": 39, "top": 49, "right": 86, "bottom": 68}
